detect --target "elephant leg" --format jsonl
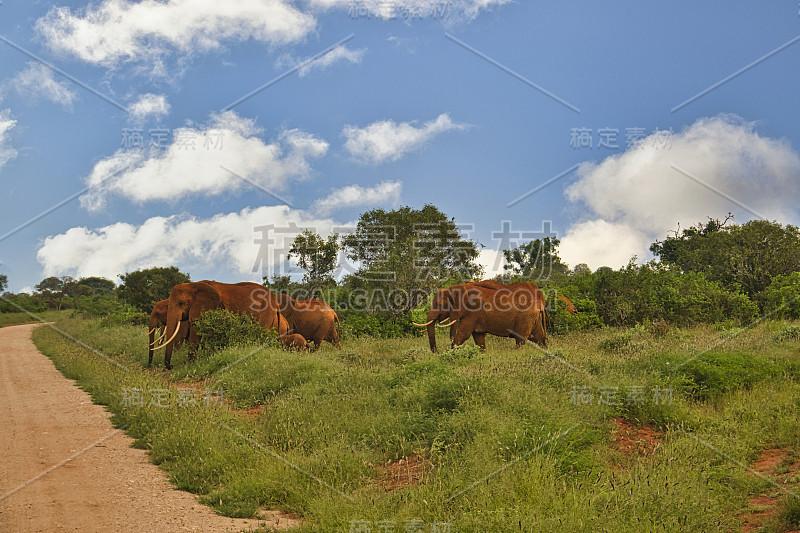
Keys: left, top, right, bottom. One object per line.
{"left": 472, "top": 332, "right": 486, "bottom": 351}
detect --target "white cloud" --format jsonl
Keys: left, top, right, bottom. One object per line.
{"left": 311, "top": 180, "right": 402, "bottom": 215}
{"left": 277, "top": 45, "right": 366, "bottom": 77}
{"left": 309, "top": 0, "right": 511, "bottom": 22}
{"left": 9, "top": 63, "right": 78, "bottom": 110}
{"left": 475, "top": 247, "right": 506, "bottom": 279}
{"left": 343, "top": 113, "right": 468, "bottom": 164}
{"left": 127, "top": 93, "right": 170, "bottom": 123}
{"left": 561, "top": 115, "right": 800, "bottom": 268}
{"left": 37, "top": 206, "right": 339, "bottom": 281}
{"left": 559, "top": 219, "right": 651, "bottom": 271}
{"left": 80, "top": 111, "right": 328, "bottom": 211}
{"left": 36, "top": 0, "right": 316, "bottom": 72}
{"left": 0, "top": 110, "right": 18, "bottom": 172}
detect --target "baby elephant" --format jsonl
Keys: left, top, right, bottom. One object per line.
{"left": 278, "top": 333, "right": 308, "bottom": 352}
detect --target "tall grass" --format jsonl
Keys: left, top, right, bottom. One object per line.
{"left": 32, "top": 317, "right": 800, "bottom": 532}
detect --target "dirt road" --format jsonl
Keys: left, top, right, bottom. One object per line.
{"left": 0, "top": 323, "right": 272, "bottom": 532}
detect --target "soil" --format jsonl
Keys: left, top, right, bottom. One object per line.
{"left": 376, "top": 455, "right": 432, "bottom": 492}
{"left": 610, "top": 417, "right": 663, "bottom": 456}
{"left": 0, "top": 323, "right": 285, "bottom": 532}
{"left": 738, "top": 447, "right": 800, "bottom": 533}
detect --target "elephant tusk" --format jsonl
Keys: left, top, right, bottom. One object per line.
{"left": 150, "top": 329, "right": 167, "bottom": 346}
{"left": 152, "top": 320, "right": 182, "bottom": 351}
{"left": 436, "top": 320, "right": 456, "bottom": 328}
{"left": 412, "top": 319, "right": 435, "bottom": 327}
{"left": 147, "top": 327, "right": 156, "bottom": 335}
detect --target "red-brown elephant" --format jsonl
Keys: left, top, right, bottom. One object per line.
{"left": 415, "top": 280, "right": 547, "bottom": 352}
{"left": 278, "top": 333, "right": 309, "bottom": 351}
{"left": 276, "top": 294, "right": 341, "bottom": 351}
{"left": 153, "top": 280, "right": 288, "bottom": 369}
{"left": 557, "top": 294, "right": 578, "bottom": 315}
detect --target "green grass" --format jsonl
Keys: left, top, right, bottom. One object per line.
{"left": 0, "top": 309, "right": 69, "bottom": 326}
{"left": 31, "top": 317, "right": 800, "bottom": 532}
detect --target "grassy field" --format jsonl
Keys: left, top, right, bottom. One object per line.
{"left": 0, "top": 309, "right": 69, "bottom": 327}
{"left": 32, "top": 318, "right": 800, "bottom": 532}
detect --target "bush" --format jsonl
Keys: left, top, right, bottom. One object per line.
{"left": 774, "top": 325, "right": 800, "bottom": 343}
{"left": 564, "top": 263, "right": 758, "bottom": 327}
{"left": 757, "top": 272, "right": 800, "bottom": 319}
{"left": 193, "top": 309, "right": 278, "bottom": 352}
{"left": 338, "top": 310, "right": 417, "bottom": 338}
{"left": 661, "top": 352, "right": 777, "bottom": 401}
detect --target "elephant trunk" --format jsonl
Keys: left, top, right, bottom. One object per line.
{"left": 426, "top": 310, "right": 440, "bottom": 353}
{"left": 147, "top": 319, "right": 158, "bottom": 366}
{"left": 161, "top": 302, "right": 183, "bottom": 369}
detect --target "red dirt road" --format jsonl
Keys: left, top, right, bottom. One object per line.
{"left": 0, "top": 324, "right": 269, "bottom": 532}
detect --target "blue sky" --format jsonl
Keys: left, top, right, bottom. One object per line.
{"left": 1, "top": 1, "right": 799, "bottom": 292}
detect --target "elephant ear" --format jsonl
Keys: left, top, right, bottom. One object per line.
{"left": 188, "top": 284, "right": 222, "bottom": 322}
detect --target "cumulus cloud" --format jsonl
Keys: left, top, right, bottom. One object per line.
{"left": 560, "top": 115, "right": 800, "bottom": 269}
{"left": 35, "top": 0, "right": 315, "bottom": 72}
{"left": 558, "top": 220, "right": 651, "bottom": 271}
{"left": 80, "top": 111, "right": 328, "bottom": 211}
{"left": 37, "top": 206, "right": 338, "bottom": 280}
{"left": 127, "top": 93, "right": 170, "bottom": 123}
{"left": 277, "top": 45, "right": 366, "bottom": 77}
{"left": 475, "top": 247, "right": 506, "bottom": 279}
{"left": 343, "top": 113, "right": 468, "bottom": 164}
{"left": 8, "top": 63, "right": 78, "bottom": 110}
{"left": 309, "top": 0, "right": 511, "bottom": 22}
{"left": 0, "top": 110, "right": 18, "bottom": 172}
{"left": 311, "top": 180, "right": 402, "bottom": 215}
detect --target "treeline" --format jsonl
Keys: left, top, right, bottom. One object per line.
{"left": 3, "top": 208, "right": 799, "bottom": 336}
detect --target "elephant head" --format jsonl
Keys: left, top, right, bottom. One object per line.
{"left": 154, "top": 282, "right": 222, "bottom": 369}
{"left": 415, "top": 285, "right": 480, "bottom": 352}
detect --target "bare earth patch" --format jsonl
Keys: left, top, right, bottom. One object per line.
{"left": 376, "top": 455, "right": 432, "bottom": 492}
{"left": 0, "top": 324, "right": 283, "bottom": 532}
{"left": 739, "top": 447, "right": 800, "bottom": 533}
{"left": 610, "top": 417, "right": 663, "bottom": 457}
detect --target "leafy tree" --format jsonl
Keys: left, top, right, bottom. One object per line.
{"left": 651, "top": 216, "right": 800, "bottom": 298}
{"left": 756, "top": 272, "right": 800, "bottom": 320}
{"left": 342, "top": 205, "right": 481, "bottom": 313}
{"left": 502, "top": 237, "right": 568, "bottom": 281}
{"left": 0, "top": 274, "right": 7, "bottom": 293}
{"left": 34, "top": 276, "right": 77, "bottom": 310}
{"left": 117, "top": 266, "right": 191, "bottom": 312}
{"left": 76, "top": 276, "right": 116, "bottom": 295}
{"left": 288, "top": 230, "right": 339, "bottom": 297}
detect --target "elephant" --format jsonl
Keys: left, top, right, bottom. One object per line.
{"left": 415, "top": 280, "right": 547, "bottom": 352}
{"left": 276, "top": 294, "right": 341, "bottom": 351}
{"left": 557, "top": 294, "right": 578, "bottom": 315}
{"left": 278, "top": 333, "right": 308, "bottom": 351}
{"left": 152, "top": 280, "right": 288, "bottom": 369}
{"left": 423, "top": 280, "right": 548, "bottom": 350}
{"left": 147, "top": 299, "right": 188, "bottom": 366}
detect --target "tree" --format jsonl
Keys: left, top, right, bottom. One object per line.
{"left": 34, "top": 276, "right": 77, "bottom": 310}
{"left": 0, "top": 274, "right": 7, "bottom": 293}
{"left": 502, "top": 237, "right": 568, "bottom": 281}
{"left": 288, "top": 230, "right": 339, "bottom": 297}
{"left": 76, "top": 276, "right": 116, "bottom": 295}
{"left": 117, "top": 266, "right": 191, "bottom": 311}
{"left": 651, "top": 216, "right": 800, "bottom": 298}
{"left": 342, "top": 204, "right": 481, "bottom": 313}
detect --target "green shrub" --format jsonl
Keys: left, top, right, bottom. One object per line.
{"left": 774, "top": 325, "right": 800, "bottom": 343}
{"left": 660, "top": 352, "right": 777, "bottom": 401}
{"left": 193, "top": 309, "right": 277, "bottom": 352}
{"left": 338, "top": 310, "right": 417, "bottom": 338}
{"left": 757, "top": 272, "right": 800, "bottom": 319}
